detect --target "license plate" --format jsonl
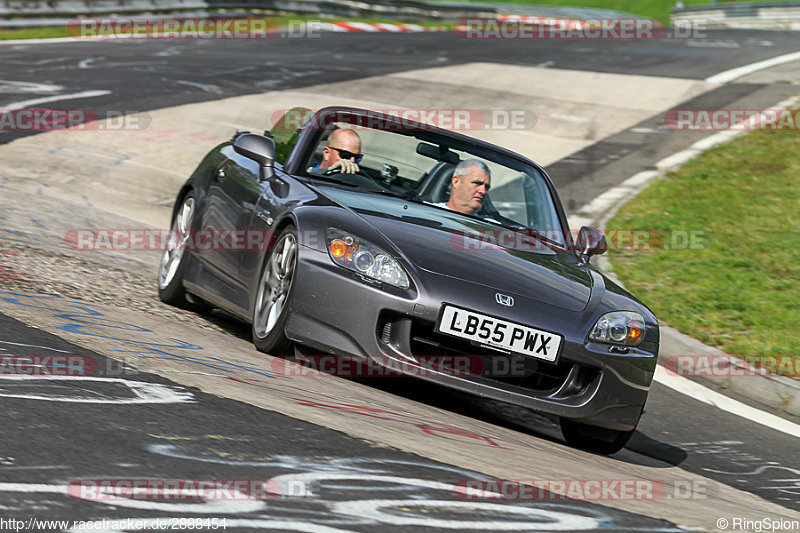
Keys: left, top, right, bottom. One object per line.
{"left": 436, "top": 305, "right": 562, "bottom": 362}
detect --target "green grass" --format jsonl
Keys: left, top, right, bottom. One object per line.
{"left": 0, "top": 15, "right": 451, "bottom": 40}
{"left": 607, "top": 126, "right": 800, "bottom": 364}
{"left": 0, "top": 26, "right": 71, "bottom": 39}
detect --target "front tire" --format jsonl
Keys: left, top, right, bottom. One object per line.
{"left": 560, "top": 419, "right": 634, "bottom": 455}
{"left": 252, "top": 226, "right": 297, "bottom": 354}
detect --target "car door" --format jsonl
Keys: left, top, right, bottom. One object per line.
{"left": 199, "top": 154, "right": 263, "bottom": 310}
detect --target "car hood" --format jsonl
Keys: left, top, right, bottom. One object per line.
{"left": 316, "top": 186, "right": 593, "bottom": 312}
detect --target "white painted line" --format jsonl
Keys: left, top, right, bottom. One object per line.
{"left": 2, "top": 90, "right": 111, "bottom": 111}
{"left": 0, "top": 340, "right": 71, "bottom": 353}
{"left": 550, "top": 113, "right": 591, "bottom": 123}
{"left": 0, "top": 482, "right": 65, "bottom": 493}
{"left": 0, "top": 376, "right": 193, "bottom": 404}
{"left": 706, "top": 50, "right": 800, "bottom": 84}
{"left": 0, "top": 37, "right": 83, "bottom": 45}
{"left": 654, "top": 366, "right": 800, "bottom": 439}
{"left": 77, "top": 57, "right": 100, "bottom": 69}
{"left": 0, "top": 80, "right": 63, "bottom": 93}
{"left": 631, "top": 127, "right": 663, "bottom": 134}
{"left": 176, "top": 80, "right": 222, "bottom": 93}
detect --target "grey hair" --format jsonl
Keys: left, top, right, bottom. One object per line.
{"left": 453, "top": 159, "right": 490, "bottom": 179}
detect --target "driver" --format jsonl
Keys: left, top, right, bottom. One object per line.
{"left": 445, "top": 159, "right": 491, "bottom": 215}
{"left": 308, "top": 128, "right": 362, "bottom": 174}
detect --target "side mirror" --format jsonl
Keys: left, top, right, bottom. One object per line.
{"left": 576, "top": 226, "right": 607, "bottom": 262}
{"left": 233, "top": 133, "right": 276, "bottom": 180}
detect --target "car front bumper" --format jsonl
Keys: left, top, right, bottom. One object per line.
{"left": 286, "top": 246, "right": 658, "bottom": 431}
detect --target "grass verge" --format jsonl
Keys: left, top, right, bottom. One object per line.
{"left": 607, "top": 126, "right": 800, "bottom": 363}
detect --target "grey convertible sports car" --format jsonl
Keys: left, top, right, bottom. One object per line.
{"left": 158, "top": 106, "right": 659, "bottom": 454}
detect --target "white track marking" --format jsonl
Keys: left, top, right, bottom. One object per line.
{"left": 706, "top": 50, "right": 800, "bottom": 83}
{"left": 330, "top": 500, "right": 599, "bottom": 530}
{"left": 654, "top": 366, "right": 800, "bottom": 439}
{"left": 0, "top": 376, "right": 193, "bottom": 404}
{"left": 0, "top": 340, "right": 71, "bottom": 353}
{"left": 2, "top": 90, "right": 110, "bottom": 111}
{"left": 78, "top": 57, "right": 103, "bottom": 69}
{"left": 0, "top": 80, "right": 63, "bottom": 93}
{"left": 0, "top": 37, "right": 83, "bottom": 45}
{"left": 176, "top": 80, "right": 222, "bottom": 93}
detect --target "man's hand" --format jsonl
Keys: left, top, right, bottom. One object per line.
{"left": 328, "top": 159, "right": 360, "bottom": 174}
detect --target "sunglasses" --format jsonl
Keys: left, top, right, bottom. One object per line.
{"left": 327, "top": 146, "right": 363, "bottom": 163}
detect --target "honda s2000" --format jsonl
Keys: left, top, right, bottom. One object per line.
{"left": 158, "top": 107, "right": 659, "bottom": 454}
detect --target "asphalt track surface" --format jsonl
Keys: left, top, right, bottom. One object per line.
{"left": 0, "top": 312, "right": 682, "bottom": 532}
{"left": 1, "top": 29, "right": 800, "bottom": 531}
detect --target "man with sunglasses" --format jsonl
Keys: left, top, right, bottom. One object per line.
{"left": 309, "top": 128, "right": 363, "bottom": 174}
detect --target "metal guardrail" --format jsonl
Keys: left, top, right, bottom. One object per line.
{"left": 1, "top": 0, "right": 209, "bottom": 17}
{"left": 672, "top": 1, "right": 800, "bottom": 29}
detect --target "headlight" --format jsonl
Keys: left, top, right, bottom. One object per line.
{"left": 589, "top": 311, "right": 645, "bottom": 346}
{"left": 325, "top": 228, "right": 410, "bottom": 289}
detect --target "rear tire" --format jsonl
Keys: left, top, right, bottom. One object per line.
{"left": 560, "top": 419, "right": 634, "bottom": 455}
{"left": 252, "top": 226, "right": 297, "bottom": 355}
{"left": 158, "top": 193, "right": 197, "bottom": 308}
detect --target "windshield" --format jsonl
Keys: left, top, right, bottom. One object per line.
{"left": 300, "top": 118, "right": 567, "bottom": 247}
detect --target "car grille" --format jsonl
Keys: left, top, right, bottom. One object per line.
{"left": 406, "top": 320, "right": 591, "bottom": 394}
